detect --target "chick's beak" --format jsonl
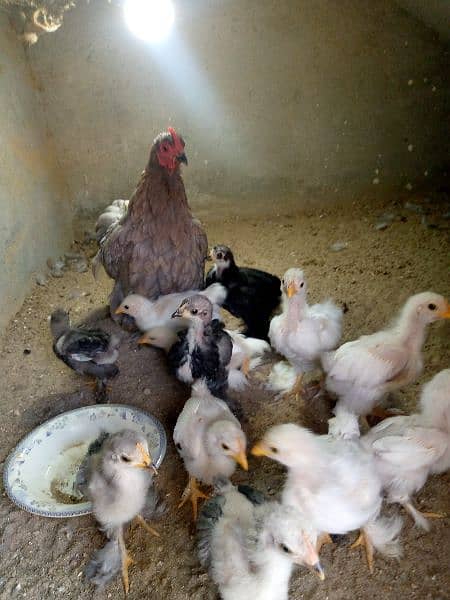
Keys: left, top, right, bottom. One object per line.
{"left": 134, "top": 442, "right": 157, "bottom": 473}
{"left": 251, "top": 441, "right": 270, "bottom": 457}
{"left": 232, "top": 448, "right": 248, "bottom": 471}
{"left": 312, "top": 561, "right": 325, "bottom": 581}
{"left": 177, "top": 153, "right": 188, "bottom": 165}
{"left": 171, "top": 307, "right": 183, "bottom": 318}
{"left": 115, "top": 306, "right": 125, "bottom": 315}
{"left": 286, "top": 283, "right": 297, "bottom": 299}
{"left": 438, "top": 300, "right": 450, "bottom": 319}
{"left": 138, "top": 333, "right": 150, "bottom": 345}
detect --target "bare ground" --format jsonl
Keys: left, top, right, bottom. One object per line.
{"left": 0, "top": 191, "right": 449, "bottom": 600}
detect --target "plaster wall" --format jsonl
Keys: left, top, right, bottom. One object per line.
{"left": 0, "top": 15, "right": 72, "bottom": 332}
{"left": 28, "top": 0, "right": 449, "bottom": 214}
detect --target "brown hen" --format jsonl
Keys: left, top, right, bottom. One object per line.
{"left": 94, "top": 128, "right": 208, "bottom": 319}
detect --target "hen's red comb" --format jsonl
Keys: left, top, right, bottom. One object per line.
{"left": 168, "top": 127, "right": 184, "bottom": 154}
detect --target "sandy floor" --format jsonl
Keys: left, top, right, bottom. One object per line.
{"left": 0, "top": 191, "right": 449, "bottom": 600}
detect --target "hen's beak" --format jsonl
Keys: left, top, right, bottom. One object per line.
{"left": 251, "top": 441, "right": 270, "bottom": 457}
{"left": 231, "top": 448, "right": 248, "bottom": 471}
{"left": 286, "top": 283, "right": 297, "bottom": 299}
{"left": 177, "top": 153, "right": 188, "bottom": 165}
{"left": 438, "top": 300, "right": 450, "bottom": 319}
{"left": 115, "top": 306, "right": 126, "bottom": 315}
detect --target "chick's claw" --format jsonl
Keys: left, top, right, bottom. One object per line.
{"left": 135, "top": 514, "right": 160, "bottom": 537}
{"left": 178, "top": 477, "right": 209, "bottom": 521}
{"left": 351, "top": 530, "right": 374, "bottom": 574}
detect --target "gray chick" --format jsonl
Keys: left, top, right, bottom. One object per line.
{"left": 197, "top": 480, "right": 324, "bottom": 600}
{"left": 50, "top": 308, "right": 120, "bottom": 402}
{"left": 84, "top": 430, "right": 160, "bottom": 594}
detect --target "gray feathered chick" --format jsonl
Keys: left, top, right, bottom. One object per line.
{"left": 84, "top": 430, "right": 160, "bottom": 594}
{"left": 50, "top": 309, "right": 119, "bottom": 402}
{"left": 197, "top": 480, "right": 324, "bottom": 600}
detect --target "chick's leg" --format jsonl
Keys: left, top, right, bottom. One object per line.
{"left": 135, "top": 514, "right": 160, "bottom": 537}
{"left": 241, "top": 356, "right": 251, "bottom": 377}
{"left": 178, "top": 476, "right": 209, "bottom": 521}
{"left": 404, "top": 501, "right": 445, "bottom": 530}
{"left": 118, "top": 529, "right": 134, "bottom": 595}
{"left": 316, "top": 533, "right": 333, "bottom": 553}
{"left": 292, "top": 374, "right": 304, "bottom": 400}
{"left": 351, "top": 530, "right": 374, "bottom": 574}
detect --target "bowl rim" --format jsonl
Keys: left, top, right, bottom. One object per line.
{"left": 3, "top": 403, "right": 167, "bottom": 518}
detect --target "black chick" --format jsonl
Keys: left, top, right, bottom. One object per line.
{"left": 205, "top": 245, "right": 281, "bottom": 340}
{"left": 168, "top": 295, "right": 232, "bottom": 400}
{"left": 50, "top": 309, "right": 120, "bottom": 402}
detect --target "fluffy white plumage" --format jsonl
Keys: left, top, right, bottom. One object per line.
{"left": 322, "top": 292, "right": 450, "bottom": 417}
{"left": 115, "top": 283, "right": 227, "bottom": 331}
{"left": 252, "top": 423, "right": 402, "bottom": 570}
{"left": 173, "top": 381, "right": 248, "bottom": 518}
{"left": 268, "top": 268, "right": 342, "bottom": 392}
{"left": 199, "top": 482, "right": 322, "bottom": 600}
{"left": 361, "top": 369, "right": 450, "bottom": 529}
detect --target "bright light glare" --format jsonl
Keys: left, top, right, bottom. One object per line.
{"left": 124, "top": 0, "right": 175, "bottom": 43}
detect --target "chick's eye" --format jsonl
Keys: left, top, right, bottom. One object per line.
{"left": 121, "top": 455, "right": 131, "bottom": 462}
{"left": 124, "top": 305, "right": 129, "bottom": 310}
{"left": 428, "top": 303, "right": 437, "bottom": 311}
{"left": 191, "top": 308, "right": 198, "bottom": 315}
{"left": 161, "top": 144, "right": 169, "bottom": 152}
{"left": 217, "top": 253, "right": 223, "bottom": 260}
{"left": 176, "top": 442, "right": 182, "bottom": 450}
{"left": 221, "top": 443, "right": 229, "bottom": 451}
{"left": 270, "top": 447, "right": 278, "bottom": 454}
{"left": 279, "top": 543, "right": 291, "bottom": 554}
{"left": 300, "top": 282, "right": 304, "bottom": 288}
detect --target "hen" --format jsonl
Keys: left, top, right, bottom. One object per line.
{"left": 174, "top": 381, "right": 247, "bottom": 520}
{"left": 361, "top": 369, "right": 450, "bottom": 530}
{"left": 197, "top": 480, "right": 323, "bottom": 600}
{"left": 268, "top": 268, "right": 342, "bottom": 397}
{"left": 93, "top": 128, "right": 208, "bottom": 318}
{"left": 322, "top": 292, "right": 450, "bottom": 418}
{"left": 205, "top": 245, "right": 281, "bottom": 340}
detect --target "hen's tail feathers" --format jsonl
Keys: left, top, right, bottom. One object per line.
{"left": 267, "top": 361, "right": 297, "bottom": 393}
{"left": 201, "top": 283, "right": 228, "bottom": 307}
{"left": 365, "top": 515, "right": 403, "bottom": 558}
{"left": 85, "top": 538, "right": 122, "bottom": 587}
{"left": 95, "top": 199, "right": 129, "bottom": 244}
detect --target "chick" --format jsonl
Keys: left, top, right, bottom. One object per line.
{"left": 50, "top": 309, "right": 119, "bottom": 402}
{"left": 205, "top": 245, "right": 281, "bottom": 340}
{"left": 84, "top": 430, "right": 159, "bottom": 594}
{"left": 197, "top": 480, "right": 324, "bottom": 600}
{"left": 140, "top": 325, "right": 269, "bottom": 390}
{"left": 268, "top": 268, "right": 343, "bottom": 397}
{"left": 114, "top": 283, "right": 226, "bottom": 331}
{"left": 361, "top": 369, "right": 450, "bottom": 530}
{"left": 322, "top": 292, "right": 450, "bottom": 419}
{"left": 252, "top": 423, "right": 402, "bottom": 572}
{"left": 168, "top": 295, "right": 233, "bottom": 400}
{"left": 174, "top": 381, "right": 248, "bottom": 520}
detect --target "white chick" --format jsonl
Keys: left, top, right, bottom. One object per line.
{"left": 361, "top": 369, "right": 450, "bottom": 530}
{"left": 252, "top": 423, "right": 402, "bottom": 572}
{"left": 197, "top": 480, "right": 324, "bottom": 600}
{"left": 174, "top": 380, "right": 248, "bottom": 520}
{"left": 114, "top": 282, "right": 227, "bottom": 331}
{"left": 269, "top": 268, "right": 342, "bottom": 396}
{"left": 85, "top": 430, "right": 159, "bottom": 594}
{"left": 322, "top": 292, "right": 450, "bottom": 418}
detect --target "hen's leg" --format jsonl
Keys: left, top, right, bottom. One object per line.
{"left": 109, "top": 282, "right": 125, "bottom": 323}
{"left": 178, "top": 476, "right": 209, "bottom": 521}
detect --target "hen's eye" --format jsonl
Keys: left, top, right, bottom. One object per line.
{"left": 161, "top": 144, "right": 169, "bottom": 152}
{"left": 191, "top": 308, "right": 198, "bottom": 315}
{"left": 428, "top": 303, "right": 437, "bottom": 311}
{"left": 121, "top": 455, "right": 131, "bottom": 463}
{"left": 270, "top": 447, "right": 279, "bottom": 454}
{"left": 221, "top": 443, "right": 229, "bottom": 451}
{"left": 279, "top": 543, "right": 291, "bottom": 554}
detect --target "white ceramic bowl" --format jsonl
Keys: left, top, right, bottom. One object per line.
{"left": 3, "top": 404, "right": 167, "bottom": 518}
